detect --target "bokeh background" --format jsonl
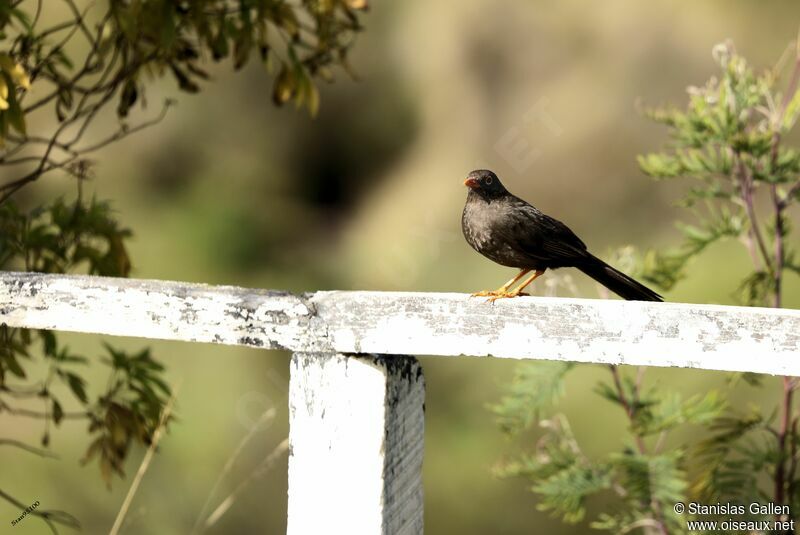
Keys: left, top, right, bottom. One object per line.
{"left": 4, "top": 0, "right": 800, "bottom": 533}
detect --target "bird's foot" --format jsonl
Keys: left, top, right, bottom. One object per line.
{"left": 470, "top": 289, "right": 503, "bottom": 297}
{"left": 485, "top": 290, "right": 529, "bottom": 303}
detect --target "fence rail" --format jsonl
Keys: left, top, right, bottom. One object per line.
{"left": 1, "top": 271, "right": 798, "bottom": 374}
{"left": 1, "top": 271, "right": 799, "bottom": 534}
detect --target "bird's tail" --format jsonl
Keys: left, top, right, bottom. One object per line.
{"left": 577, "top": 255, "right": 662, "bottom": 302}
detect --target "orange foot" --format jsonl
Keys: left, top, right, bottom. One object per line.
{"left": 469, "top": 289, "right": 529, "bottom": 302}
{"left": 470, "top": 289, "right": 504, "bottom": 297}
{"left": 486, "top": 290, "right": 529, "bottom": 303}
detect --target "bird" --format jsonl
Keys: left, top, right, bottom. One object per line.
{"left": 461, "top": 169, "right": 662, "bottom": 303}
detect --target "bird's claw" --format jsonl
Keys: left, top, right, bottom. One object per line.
{"left": 469, "top": 289, "right": 530, "bottom": 303}
{"left": 486, "top": 291, "right": 529, "bottom": 303}
{"left": 470, "top": 289, "right": 501, "bottom": 297}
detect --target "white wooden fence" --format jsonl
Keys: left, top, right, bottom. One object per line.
{"left": 1, "top": 271, "right": 799, "bottom": 534}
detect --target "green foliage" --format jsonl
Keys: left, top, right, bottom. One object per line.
{"left": 2, "top": 0, "right": 364, "bottom": 132}
{"left": 637, "top": 39, "right": 800, "bottom": 520}
{"left": 494, "top": 40, "right": 800, "bottom": 534}
{"left": 0, "top": 2, "right": 365, "bottom": 526}
{"left": 0, "top": 197, "right": 132, "bottom": 275}
{"left": 533, "top": 462, "right": 612, "bottom": 524}
{"left": 82, "top": 344, "right": 171, "bottom": 488}
{"left": 0, "top": 51, "right": 30, "bottom": 141}
{"left": 496, "top": 415, "right": 612, "bottom": 524}
{"left": 636, "top": 41, "right": 800, "bottom": 304}
{"left": 494, "top": 364, "right": 708, "bottom": 533}
{"left": 612, "top": 451, "right": 686, "bottom": 509}
{"left": 0, "top": 196, "right": 172, "bottom": 489}
{"left": 631, "top": 391, "right": 726, "bottom": 437}
{"left": 0, "top": 0, "right": 368, "bottom": 208}
{"left": 0, "top": 1, "right": 367, "bottom": 530}
{"left": 690, "top": 409, "right": 768, "bottom": 503}
{"left": 490, "top": 361, "right": 573, "bottom": 434}
{"left": 585, "top": 451, "right": 689, "bottom": 534}
{"left": 102, "top": 0, "right": 364, "bottom": 115}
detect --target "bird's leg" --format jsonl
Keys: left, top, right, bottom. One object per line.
{"left": 487, "top": 269, "right": 546, "bottom": 303}
{"left": 471, "top": 269, "right": 531, "bottom": 298}
{"left": 512, "top": 269, "right": 545, "bottom": 294}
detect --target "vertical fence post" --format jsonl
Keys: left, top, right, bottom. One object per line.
{"left": 287, "top": 353, "right": 425, "bottom": 535}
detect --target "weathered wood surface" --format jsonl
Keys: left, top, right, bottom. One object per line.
{"left": 1, "top": 271, "right": 799, "bottom": 375}
{"left": 287, "top": 353, "right": 424, "bottom": 535}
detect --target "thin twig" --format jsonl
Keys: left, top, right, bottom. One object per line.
{"left": 28, "top": 2, "right": 95, "bottom": 83}
{"left": 787, "top": 418, "right": 799, "bottom": 504}
{"left": 0, "top": 438, "right": 59, "bottom": 458}
{"left": 0, "top": 400, "right": 88, "bottom": 419}
{"left": 1, "top": 382, "right": 45, "bottom": 396}
{"left": 775, "top": 377, "right": 794, "bottom": 510}
{"left": 782, "top": 181, "right": 800, "bottom": 208}
{"left": 61, "top": 0, "right": 95, "bottom": 45}
{"left": 202, "top": 438, "right": 290, "bottom": 531}
{"left": 0, "top": 102, "right": 172, "bottom": 204}
{"left": 733, "top": 152, "right": 772, "bottom": 273}
{"left": 608, "top": 365, "right": 670, "bottom": 535}
{"left": 609, "top": 365, "right": 647, "bottom": 454}
{"left": 108, "top": 380, "right": 180, "bottom": 535}
{"left": 0, "top": 488, "right": 80, "bottom": 532}
{"left": 766, "top": 39, "right": 798, "bottom": 513}
{"left": 190, "top": 408, "right": 277, "bottom": 534}
{"left": 771, "top": 184, "right": 785, "bottom": 309}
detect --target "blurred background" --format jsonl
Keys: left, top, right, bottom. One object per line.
{"left": 3, "top": 0, "right": 800, "bottom": 533}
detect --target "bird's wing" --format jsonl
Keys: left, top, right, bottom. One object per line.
{"left": 502, "top": 198, "right": 589, "bottom": 263}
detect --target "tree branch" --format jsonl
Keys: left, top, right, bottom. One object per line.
{"left": 0, "top": 438, "right": 59, "bottom": 458}
{"left": 608, "top": 365, "right": 670, "bottom": 535}
{"left": 733, "top": 152, "right": 773, "bottom": 274}
{"left": 108, "top": 382, "right": 179, "bottom": 535}
{"left": 0, "top": 400, "right": 88, "bottom": 420}
{"left": 0, "top": 101, "right": 171, "bottom": 204}
{"left": 0, "top": 488, "right": 80, "bottom": 532}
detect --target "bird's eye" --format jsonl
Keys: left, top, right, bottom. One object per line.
{"left": 484, "top": 176, "right": 493, "bottom": 185}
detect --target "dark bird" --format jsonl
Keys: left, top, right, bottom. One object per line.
{"left": 461, "top": 169, "right": 662, "bottom": 303}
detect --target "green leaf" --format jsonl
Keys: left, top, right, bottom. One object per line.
{"left": 532, "top": 463, "right": 612, "bottom": 523}
{"left": 3, "top": 352, "right": 26, "bottom": 378}
{"left": 233, "top": 28, "right": 252, "bottom": 70}
{"left": 80, "top": 437, "right": 102, "bottom": 465}
{"left": 735, "top": 271, "right": 773, "bottom": 306}
{"left": 272, "top": 64, "right": 296, "bottom": 106}
{"left": 611, "top": 450, "right": 686, "bottom": 506}
{"left": 637, "top": 153, "right": 682, "bottom": 178}
{"left": 170, "top": 64, "right": 199, "bottom": 93}
{"left": 633, "top": 391, "right": 726, "bottom": 436}
{"left": 726, "top": 371, "right": 763, "bottom": 388}
{"left": 782, "top": 88, "right": 800, "bottom": 130}
{"left": 306, "top": 78, "right": 320, "bottom": 117}
{"left": 117, "top": 79, "right": 138, "bottom": 118}
{"left": 1, "top": 71, "right": 25, "bottom": 135}
{"left": 691, "top": 410, "right": 764, "bottom": 501}
{"left": 210, "top": 18, "right": 229, "bottom": 60}
{"left": 40, "top": 330, "right": 57, "bottom": 357}
{"left": 52, "top": 398, "right": 64, "bottom": 425}
{"left": 490, "top": 361, "right": 574, "bottom": 435}
{"left": 64, "top": 372, "right": 88, "bottom": 403}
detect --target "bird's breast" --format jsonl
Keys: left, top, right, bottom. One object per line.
{"left": 461, "top": 199, "right": 540, "bottom": 268}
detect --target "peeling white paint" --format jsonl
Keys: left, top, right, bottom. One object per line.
{"left": 1, "top": 272, "right": 798, "bottom": 375}
{"left": 288, "top": 353, "right": 424, "bottom": 535}
{"left": 310, "top": 291, "right": 800, "bottom": 375}
{"left": 0, "top": 272, "right": 315, "bottom": 351}
{"left": 3, "top": 271, "right": 799, "bottom": 533}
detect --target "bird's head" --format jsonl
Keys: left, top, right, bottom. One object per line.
{"left": 464, "top": 169, "right": 507, "bottom": 200}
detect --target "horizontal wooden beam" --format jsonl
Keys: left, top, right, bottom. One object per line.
{"left": 1, "top": 271, "right": 798, "bottom": 375}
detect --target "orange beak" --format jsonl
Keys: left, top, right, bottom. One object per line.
{"left": 464, "top": 177, "right": 479, "bottom": 189}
